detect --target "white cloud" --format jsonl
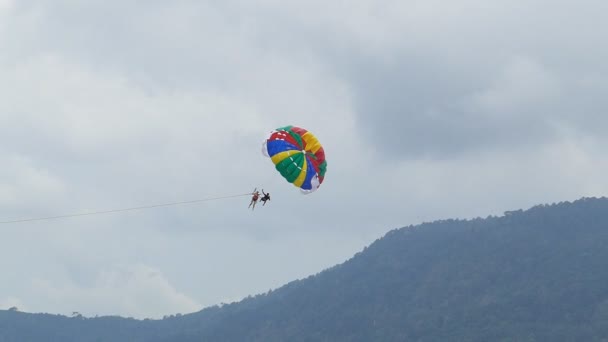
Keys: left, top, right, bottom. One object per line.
{"left": 0, "top": 154, "right": 65, "bottom": 210}
{"left": 0, "top": 296, "right": 26, "bottom": 311}
{"left": 31, "top": 264, "right": 201, "bottom": 319}
{"left": 0, "top": 0, "right": 12, "bottom": 11}
{"left": 472, "top": 56, "right": 561, "bottom": 115}
{"left": 372, "top": 136, "right": 608, "bottom": 226}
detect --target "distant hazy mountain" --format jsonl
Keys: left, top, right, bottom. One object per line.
{"left": 2, "top": 197, "right": 608, "bottom": 341}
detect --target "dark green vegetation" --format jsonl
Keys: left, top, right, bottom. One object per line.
{"left": 2, "top": 197, "right": 608, "bottom": 341}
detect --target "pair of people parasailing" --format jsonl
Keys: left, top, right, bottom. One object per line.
{"left": 248, "top": 189, "right": 270, "bottom": 210}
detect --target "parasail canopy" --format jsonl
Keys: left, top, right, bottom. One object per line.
{"left": 262, "top": 125, "right": 327, "bottom": 194}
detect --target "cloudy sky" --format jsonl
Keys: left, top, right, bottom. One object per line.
{"left": 1, "top": 0, "right": 607, "bottom": 319}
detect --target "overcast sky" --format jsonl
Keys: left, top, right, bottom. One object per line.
{"left": 1, "top": 0, "right": 607, "bottom": 319}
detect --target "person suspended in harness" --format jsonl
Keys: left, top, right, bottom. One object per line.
{"left": 249, "top": 190, "right": 260, "bottom": 210}
{"left": 260, "top": 190, "right": 271, "bottom": 206}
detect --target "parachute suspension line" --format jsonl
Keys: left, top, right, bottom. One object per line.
{"left": 0, "top": 192, "right": 254, "bottom": 224}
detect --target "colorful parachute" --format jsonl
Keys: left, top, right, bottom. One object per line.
{"left": 262, "top": 125, "right": 327, "bottom": 194}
